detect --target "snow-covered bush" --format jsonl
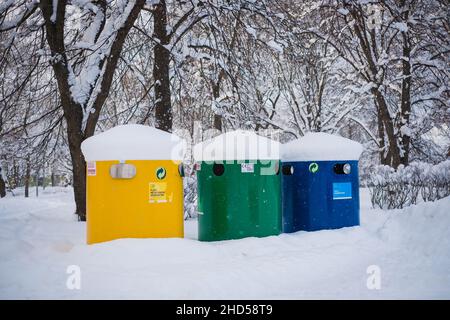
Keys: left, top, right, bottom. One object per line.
{"left": 368, "top": 160, "right": 450, "bottom": 209}
{"left": 183, "top": 163, "right": 198, "bottom": 220}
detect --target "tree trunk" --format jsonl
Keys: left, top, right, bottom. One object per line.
{"left": 40, "top": 0, "right": 144, "bottom": 220}
{"left": 213, "top": 114, "right": 222, "bottom": 131}
{"left": 70, "top": 142, "right": 87, "bottom": 221}
{"left": 0, "top": 168, "right": 6, "bottom": 198}
{"left": 153, "top": 0, "right": 172, "bottom": 132}
{"left": 40, "top": 0, "right": 85, "bottom": 219}
{"left": 212, "top": 82, "right": 222, "bottom": 131}
{"left": 42, "top": 164, "right": 46, "bottom": 190}
{"left": 350, "top": 10, "right": 402, "bottom": 168}
{"left": 377, "top": 107, "right": 389, "bottom": 166}
{"left": 24, "top": 160, "right": 30, "bottom": 198}
{"left": 12, "top": 160, "right": 19, "bottom": 189}
{"left": 35, "top": 171, "right": 39, "bottom": 197}
{"left": 399, "top": 23, "right": 411, "bottom": 166}
{"left": 372, "top": 88, "right": 402, "bottom": 168}
{"left": 62, "top": 106, "right": 87, "bottom": 220}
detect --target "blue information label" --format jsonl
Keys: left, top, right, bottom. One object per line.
{"left": 332, "top": 182, "right": 352, "bottom": 200}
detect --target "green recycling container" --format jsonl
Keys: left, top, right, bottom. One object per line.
{"left": 194, "top": 130, "right": 281, "bottom": 241}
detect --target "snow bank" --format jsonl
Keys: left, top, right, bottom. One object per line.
{"left": 81, "top": 124, "right": 186, "bottom": 161}
{"left": 282, "top": 132, "right": 363, "bottom": 161}
{"left": 1, "top": 188, "right": 449, "bottom": 299}
{"left": 193, "top": 130, "right": 280, "bottom": 161}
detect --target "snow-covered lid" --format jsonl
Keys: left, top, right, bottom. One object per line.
{"left": 282, "top": 132, "right": 363, "bottom": 161}
{"left": 193, "top": 130, "right": 280, "bottom": 161}
{"left": 81, "top": 124, "right": 186, "bottom": 161}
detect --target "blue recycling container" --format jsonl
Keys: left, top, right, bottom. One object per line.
{"left": 281, "top": 133, "right": 363, "bottom": 232}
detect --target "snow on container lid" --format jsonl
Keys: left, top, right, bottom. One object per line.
{"left": 193, "top": 130, "right": 280, "bottom": 161}
{"left": 282, "top": 132, "right": 363, "bottom": 161}
{"left": 81, "top": 124, "right": 186, "bottom": 161}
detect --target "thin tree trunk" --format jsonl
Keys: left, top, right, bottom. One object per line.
{"left": 153, "top": 0, "right": 172, "bottom": 132}
{"left": 13, "top": 160, "right": 18, "bottom": 189}
{"left": 51, "top": 170, "right": 56, "bottom": 187}
{"left": 24, "top": 160, "right": 30, "bottom": 198}
{"left": 42, "top": 164, "right": 46, "bottom": 190}
{"left": 376, "top": 98, "right": 391, "bottom": 166}
{"left": 212, "top": 82, "right": 222, "bottom": 131}
{"left": 0, "top": 167, "right": 6, "bottom": 198}
{"left": 399, "top": 26, "right": 411, "bottom": 166}
{"left": 35, "top": 171, "right": 39, "bottom": 197}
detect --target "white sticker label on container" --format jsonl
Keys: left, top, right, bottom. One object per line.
{"left": 87, "top": 161, "right": 96, "bottom": 176}
{"left": 241, "top": 163, "right": 254, "bottom": 173}
{"left": 149, "top": 182, "right": 173, "bottom": 204}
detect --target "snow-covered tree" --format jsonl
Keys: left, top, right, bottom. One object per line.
{"left": 1, "top": 0, "right": 146, "bottom": 219}
{"left": 304, "top": 0, "right": 449, "bottom": 168}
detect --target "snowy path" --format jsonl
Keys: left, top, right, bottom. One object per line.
{"left": 0, "top": 188, "right": 449, "bottom": 299}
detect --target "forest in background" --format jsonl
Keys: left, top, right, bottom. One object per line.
{"left": 0, "top": 0, "right": 449, "bottom": 219}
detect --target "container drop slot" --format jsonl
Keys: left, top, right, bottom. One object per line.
{"left": 333, "top": 163, "right": 351, "bottom": 175}
{"left": 282, "top": 165, "right": 294, "bottom": 175}
{"left": 213, "top": 163, "right": 225, "bottom": 176}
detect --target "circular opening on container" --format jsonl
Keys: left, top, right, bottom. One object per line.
{"left": 343, "top": 163, "right": 351, "bottom": 174}
{"left": 178, "top": 163, "right": 185, "bottom": 177}
{"left": 334, "top": 163, "right": 351, "bottom": 174}
{"left": 282, "top": 165, "right": 294, "bottom": 175}
{"left": 213, "top": 163, "right": 225, "bottom": 176}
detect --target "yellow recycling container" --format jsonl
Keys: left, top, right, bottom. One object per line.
{"left": 81, "top": 124, "right": 186, "bottom": 244}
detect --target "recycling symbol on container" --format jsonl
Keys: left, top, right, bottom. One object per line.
{"left": 156, "top": 167, "right": 167, "bottom": 180}
{"left": 309, "top": 162, "right": 319, "bottom": 173}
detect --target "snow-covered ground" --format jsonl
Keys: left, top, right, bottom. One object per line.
{"left": 0, "top": 187, "right": 449, "bottom": 299}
